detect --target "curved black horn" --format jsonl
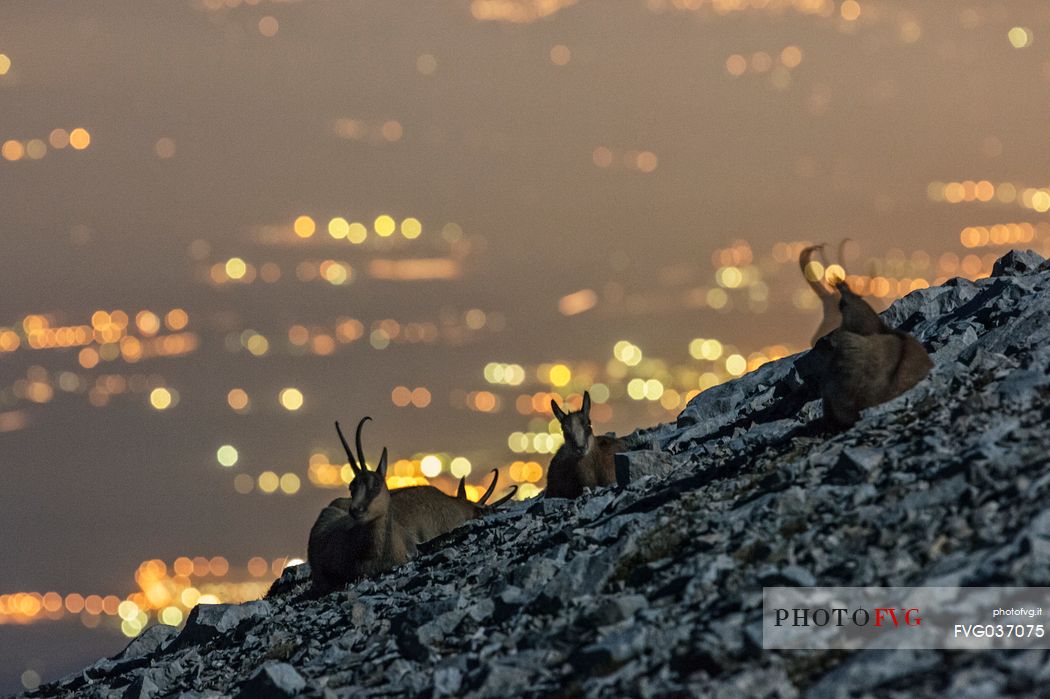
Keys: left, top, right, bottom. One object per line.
{"left": 477, "top": 469, "right": 499, "bottom": 506}
{"left": 456, "top": 476, "right": 467, "bottom": 500}
{"left": 335, "top": 421, "right": 360, "bottom": 474}
{"left": 489, "top": 485, "right": 518, "bottom": 508}
{"left": 355, "top": 416, "right": 372, "bottom": 470}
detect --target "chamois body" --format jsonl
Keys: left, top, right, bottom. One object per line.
{"left": 390, "top": 486, "right": 480, "bottom": 540}
{"left": 546, "top": 391, "right": 625, "bottom": 499}
{"left": 308, "top": 496, "right": 413, "bottom": 591}
{"left": 814, "top": 283, "right": 933, "bottom": 428}
{"left": 308, "top": 418, "right": 515, "bottom": 592}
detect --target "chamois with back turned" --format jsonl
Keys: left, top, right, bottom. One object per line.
{"left": 308, "top": 417, "right": 515, "bottom": 593}
{"left": 545, "top": 391, "right": 625, "bottom": 499}
{"left": 809, "top": 280, "right": 934, "bottom": 428}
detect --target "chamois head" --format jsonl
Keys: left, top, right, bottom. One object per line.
{"left": 835, "top": 280, "right": 888, "bottom": 335}
{"left": 551, "top": 391, "right": 593, "bottom": 456}
{"left": 457, "top": 469, "right": 518, "bottom": 509}
{"left": 336, "top": 417, "right": 390, "bottom": 523}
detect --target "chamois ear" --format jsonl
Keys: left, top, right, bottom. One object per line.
{"left": 489, "top": 485, "right": 518, "bottom": 508}
{"left": 335, "top": 421, "right": 360, "bottom": 475}
{"left": 477, "top": 469, "right": 499, "bottom": 506}
{"left": 456, "top": 476, "right": 467, "bottom": 500}
{"left": 551, "top": 398, "right": 567, "bottom": 422}
{"left": 376, "top": 447, "right": 389, "bottom": 480}
{"left": 581, "top": 391, "right": 591, "bottom": 418}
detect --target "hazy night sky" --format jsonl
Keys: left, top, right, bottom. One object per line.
{"left": 3, "top": 0, "right": 1050, "bottom": 690}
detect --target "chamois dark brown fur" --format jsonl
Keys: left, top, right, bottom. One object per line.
{"left": 545, "top": 391, "right": 625, "bottom": 499}
{"left": 813, "top": 281, "right": 933, "bottom": 428}
{"left": 307, "top": 418, "right": 515, "bottom": 593}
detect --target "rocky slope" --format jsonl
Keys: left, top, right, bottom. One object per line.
{"left": 27, "top": 250, "right": 1050, "bottom": 698}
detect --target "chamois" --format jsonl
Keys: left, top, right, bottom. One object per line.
{"left": 308, "top": 418, "right": 516, "bottom": 592}
{"left": 308, "top": 417, "right": 406, "bottom": 592}
{"left": 812, "top": 281, "right": 933, "bottom": 428}
{"left": 546, "top": 391, "right": 625, "bottom": 499}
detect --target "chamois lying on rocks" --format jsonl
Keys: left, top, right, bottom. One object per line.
{"left": 809, "top": 281, "right": 933, "bottom": 428}
{"left": 546, "top": 391, "right": 625, "bottom": 499}
{"left": 308, "top": 417, "right": 516, "bottom": 593}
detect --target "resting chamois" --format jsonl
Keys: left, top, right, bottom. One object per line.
{"left": 308, "top": 418, "right": 515, "bottom": 592}
{"left": 546, "top": 391, "right": 625, "bottom": 499}
{"left": 812, "top": 281, "right": 933, "bottom": 428}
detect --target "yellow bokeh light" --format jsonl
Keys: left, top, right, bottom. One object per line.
{"left": 803, "top": 260, "right": 825, "bottom": 282}
{"left": 450, "top": 457, "right": 471, "bottom": 478}
{"left": 706, "top": 288, "right": 728, "bottom": 309}
{"left": 702, "top": 339, "right": 724, "bottom": 361}
{"left": 217, "top": 445, "right": 238, "bottom": 467}
{"left": 159, "top": 606, "right": 184, "bottom": 626}
{"left": 258, "top": 471, "right": 280, "bottom": 493}
{"left": 401, "top": 217, "right": 422, "bottom": 239}
{"left": 0, "top": 54, "right": 10, "bottom": 75}
{"left": 328, "top": 217, "right": 350, "bottom": 239}
{"left": 347, "top": 222, "right": 368, "bottom": 244}
{"left": 279, "top": 473, "right": 301, "bottom": 494}
{"left": 548, "top": 363, "right": 571, "bottom": 387}
{"left": 279, "top": 387, "right": 304, "bottom": 411}
{"left": 117, "top": 600, "right": 139, "bottom": 621}
{"left": 725, "top": 354, "right": 747, "bottom": 376}
{"left": 149, "top": 387, "right": 174, "bottom": 410}
{"left": 824, "top": 264, "right": 846, "bottom": 285}
{"left": 717, "top": 266, "right": 743, "bottom": 288}
{"left": 1008, "top": 26, "right": 1033, "bottom": 49}
{"left": 293, "top": 215, "right": 316, "bottom": 238}
{"left": 613, "top": 340, "right": 643, "bottom": 366}
{"left": 644, "top": 379, "right": 664, "bottom": 401}
{"left": 374, "top": 215, "right": 396, "bottom": 237}
{"left": 420, "top": 455, "right": 442, "bottom": 478}
{"left": 225, "top": 257, "right": 247, "bottom": 280}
